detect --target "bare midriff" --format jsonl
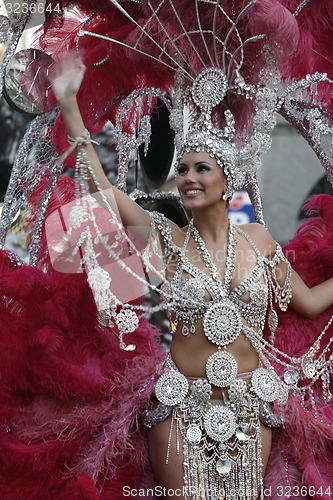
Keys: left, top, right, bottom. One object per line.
{"left": 170, "top": 319, "right": 259, "bottom": 399}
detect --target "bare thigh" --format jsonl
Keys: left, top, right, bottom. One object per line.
{"left": 148, "top": 414, "right": 185, "bottom": 499}
{"left": 261, "top": 423, "right": 272, "bottom": 477}
{"left": 148, "top": 416, "right": 273, "bottom": 500}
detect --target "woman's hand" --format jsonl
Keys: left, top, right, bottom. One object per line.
{"left": 49, "top": 51, "right": 86, "bottom": 104}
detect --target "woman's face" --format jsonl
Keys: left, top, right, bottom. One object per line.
{"left": 176, "top": 151, "right": 227, "bottom": 211}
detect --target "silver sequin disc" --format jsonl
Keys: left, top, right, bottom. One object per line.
{"left": 203, "top": 300, "right": 242, "bottom": 347}
{"left": 155, "top": 370, "right": 189, "bottom": 406}
{"left": 186, "top": 424, "right": 202, "bottom": 443}
{"left": 206, "top": 351, "right": 238, "bottom": 387}
{"left": 203, "top": 406, "right": 236, "bottom": 442}
{"left": 268, "top": 309, "right": 279, "bottom": 333}
{"left": 301, "top": 355, "right": 316, "bottom": 379}
{"left": 251, "top": 368, "right": 279, "bottom": 402}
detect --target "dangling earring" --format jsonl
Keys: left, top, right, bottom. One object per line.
{"left": 222, "top": 192, "right": 228, "bottom": 201}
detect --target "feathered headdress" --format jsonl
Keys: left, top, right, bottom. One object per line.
{"left": 35, "top": 0, "right": 333, "bottom": 218}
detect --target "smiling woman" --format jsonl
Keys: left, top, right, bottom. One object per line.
{"left": 47, "top": 45, "right": 333, "bottom": 497}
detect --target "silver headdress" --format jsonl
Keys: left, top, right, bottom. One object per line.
{"left": 69, "top": 0, "right": 299, "bottom": 217}
{"left": 172, "top": 68, "right": 238, "bottom": 200}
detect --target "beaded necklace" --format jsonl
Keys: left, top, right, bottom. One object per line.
{"left": 188, "top": 219, "right": 245, "bottom": 348}
{"left": 188, "top": 218, "right": 236, "bottom": 293}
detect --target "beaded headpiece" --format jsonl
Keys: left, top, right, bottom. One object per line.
{"left": 172, "top": 68, "right": 238, "bottom": 199}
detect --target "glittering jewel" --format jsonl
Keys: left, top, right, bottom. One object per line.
{"left": 251, "top": 367, "right": 279, "bottom": 402}
{"left": 203, "top": 406, "right": 237, "bottom": 442}
{"left": 205, "top": 350, "right": 238, "bottom": 388}
{"left": 284, "top": 366, "right": 299, "bottom": 385}
{"left": 186, "top": 424, "right": 202, "bottom": 443}
{"left": 120, "top": 340, "right": 136, "bottom": 352}
{"left": 169, "top": 321, "right": 177, "bottom": 334}
{"left": 115, "top": 308, "right": 139, "bottom": 334}
{"left": 182, "top": 323, "right": 190, "bottom": 337}
{"left": 203, "top": 299, "right": 243, "bottom": 346}
{"left": 155, "top": 370, "right": 189, "bottom": 406}
{"left": 235, "top": 425, "right": 250, "bottom": 442}
{"left": 216, "top": 458, "right": 232, "bottom": 476}
{"left": 268, "top": 309, "right": 279, "bottom": 332}
{"left": 301, "top": 355, "right": 316, "bottom": 379}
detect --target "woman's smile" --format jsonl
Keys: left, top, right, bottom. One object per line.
{"left": 183, "top": 188, "right": 204, "bottom": 197}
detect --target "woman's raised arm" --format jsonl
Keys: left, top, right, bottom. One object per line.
{"left": 50, "top": 51, "right": 151, "bottom": 230}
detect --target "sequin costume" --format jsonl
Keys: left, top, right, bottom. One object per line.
{"left": 146, "top": 211, "right": 290, "bottom": 499}
{"left": 0, "top": 1, "right": 333, "bottom": 499}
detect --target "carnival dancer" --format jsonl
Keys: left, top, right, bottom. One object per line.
{"left": 49, "top": 47, "right": 333, "bottom": 498}
{"left": 1, "top": 1, "right": 333, "bottom": 499}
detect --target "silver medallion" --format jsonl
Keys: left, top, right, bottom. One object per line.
{"left": 206, "top": 351, "right": 238, "bottom": 388}
{"left": 155, "top": 370, "right": 189, "bottom": 406}
{"left": 301, "top": 355, "right": 316, "bottom": 379}
{"left": 203, "top": 300, "right": 242, "bottom": 347}
{"left": 186, "top": 424, "right": 202, "bottom": 443}
{"left": 115, "top": 308, "right": 139, "bottom": 334}
{"left": 203, "top": 406, "right": 236, "bottom": 442}
{"left": 251, "top": 368, "right": 279, "bottom": 402}
{"left": 192, "top": 68, "right": 228, "bottom": 111}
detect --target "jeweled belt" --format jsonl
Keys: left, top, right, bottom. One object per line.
{"left": 154, "top": 353, "right": 284, "bottom": 442}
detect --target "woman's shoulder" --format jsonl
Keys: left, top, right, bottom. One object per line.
{"left": 236, "top": 222, "right": 277, "bottom": 259}
{"left": 149, "top": 210, "right": 188, "bottom": 249}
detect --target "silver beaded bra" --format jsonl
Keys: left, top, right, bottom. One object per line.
{"left": 150, "top": 211, "right": 288, "bottom": 339}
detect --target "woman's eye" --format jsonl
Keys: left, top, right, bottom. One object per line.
{"left": 197, "top": 164, "right": 210, "bottom": 172}
{"left": 177, "top": 166, "right": 188, "bottom": 175}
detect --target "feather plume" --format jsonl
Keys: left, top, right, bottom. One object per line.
{"left": 279, "top": 0, "right": 333, "bottom": 112}
{"left": 249, "top": 0, "right": 299, "bottom": 59}
{"left": 263, "top": 195, "right": 333, "bottom": 495}
{"left": 0, "top": 240, "right": 164, "bottom": 497}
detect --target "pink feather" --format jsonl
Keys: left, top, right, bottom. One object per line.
{"left": 249, "top": 0, "right": 299, "bottom": 59}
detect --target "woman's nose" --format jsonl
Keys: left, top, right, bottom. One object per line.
{"left": 184, "top": 170, "right": 197, "bottom": 183}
